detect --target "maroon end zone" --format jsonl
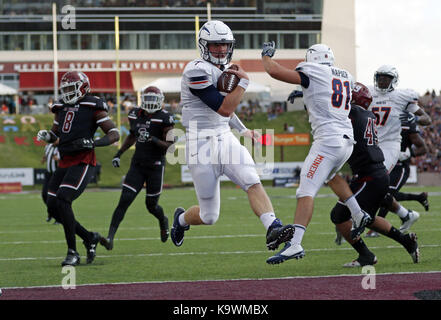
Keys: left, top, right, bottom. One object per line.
{"left": 1, "top": 272, "right": 441, "bottom": 300}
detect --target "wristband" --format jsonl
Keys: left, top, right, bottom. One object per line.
{"left": 238, "top": 78, "right": 249, "bottom": 90}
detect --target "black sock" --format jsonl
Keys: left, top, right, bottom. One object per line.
{"left": 57, "top": 199, "right": 77, "bottom": 252}
{"left": 386, "top": 226, "right": 408, "bottom": 247}
{"left": 351, "top": 238, "right": 374, "bottom": 258}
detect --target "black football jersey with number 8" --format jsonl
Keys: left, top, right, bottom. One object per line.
{"left": 51, "top": 95, "right": 108, "bottom": 156}
{"left": 128, "top": 107, "right": 174, "bottom": 164}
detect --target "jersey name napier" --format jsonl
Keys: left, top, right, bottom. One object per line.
{"left": 296, "top": 62, "right": 354, "bottom": 146}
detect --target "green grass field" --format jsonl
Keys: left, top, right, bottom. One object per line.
{"left": 1, "top": 185, "right": 440, "bottom": 289}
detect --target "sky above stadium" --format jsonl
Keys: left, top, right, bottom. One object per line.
{"left": 355, "top": 0, "right": 441, "bottom": 95}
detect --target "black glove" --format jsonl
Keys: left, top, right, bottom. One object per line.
{"left": 287, "top": 90, "right": 304, "bottom": 103}
{"left": 400, "top": 111, "right": 416, "bottom": 126}
{"left": 71, "top": 137, "right": 95, "bottom": 151}
{"left": 261, "top": 41, "right": 276, "bottom": 58}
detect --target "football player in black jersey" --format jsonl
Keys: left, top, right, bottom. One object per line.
{"left": 329, "top": 82, "right": 419, "bottom": 267}
{"left": 100, "top": 86, "right": 174, "bottom": 250}
{"left": 367, "top": 112, "right": 429, "bottom": 237}
{"left": 36, "top": 71, "right": 120, "bottom": 266}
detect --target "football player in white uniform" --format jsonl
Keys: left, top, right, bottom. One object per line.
{"left": 368, "top": 65, "right": 431, "bottom": 232}
{"left": 261, "top": 42, "right": 372, "bottom": 264}
{"left": 171, "top": 20, "right": 294, "bottom": 252}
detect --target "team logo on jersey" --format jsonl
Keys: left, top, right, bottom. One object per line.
{"left": 138, "top": 128, "right": 150, "bottom": 142}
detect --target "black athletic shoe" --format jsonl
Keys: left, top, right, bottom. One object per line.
{"left": 83, "top": 232, "right": 102, "bottom": 264}
{"left": 404, "top": 233, "right": 420, "bottom": 263}
{"left": 266, "top": 219, "right": 295, "bottom": 250}
{"left": 159, "top": 216, "right": 169, "bottom": 243}
{"left": 171, "top": 207, "right": 189, "bottom": 247}
{"left": 61, "top": 249, "right": 80, "bottom": 267}
{"left": 100, "top": 237, "right": 114, "bottom": 251}
{"left": 343, "top": 254, "right": 377, "bottom": 268}
{"left": 418, "top": 192, "right": 429, "bottom": 211}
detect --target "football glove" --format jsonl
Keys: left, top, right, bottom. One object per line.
{"left": 261, "top": 41, "right": 276, "bottom": 58}
{"left": 287, "top": 90, "right": 304, "bottom": 104}
{"left": 37, "top": 130, "right": 51, "bottom": 142}
{"left": 399, "top": 111, "right": 416, "bottom": 126}
{"left": 112, "top": 156, "right": 120, "bottom": 168}
{"left": 71, "top": 137, "right": 94, "bottom": 151}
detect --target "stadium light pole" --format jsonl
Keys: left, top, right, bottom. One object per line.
{"left": 52, "top": 2, "right": 58, "bottom": 102}
{"left": 115, "top": 16, "right": 121, "bottom": 148}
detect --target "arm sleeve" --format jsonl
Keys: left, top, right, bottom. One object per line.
{"left": 229, "top": 113, "right": 247, "bottom": 133}
{"left": 295, "top": 63, "right": 310, "bottom": 88}
{"left": 190, "top": 85, "right": 225, "bottom": 112}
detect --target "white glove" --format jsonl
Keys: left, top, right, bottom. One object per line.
{"left": 37, "top": 130, "right": 51, "bottom": 142}
{"left": 112, "top": 157, "right": 120, "bottom": 168}
{"left": 398, "top": 148, "right": 411, "bottom": 162}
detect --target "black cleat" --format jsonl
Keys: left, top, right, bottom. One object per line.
{"left": 83, "top": 232, "right": 102, "bottom": 264}
{"left": 417, "top": 192, "right": 429, "bottom": 211}
{"left": 159, "top": 215, "right": 169, "bottom": 243}
{"left": 61, "top": 249, "right": 80, "bottom": 267}
{"left": 266, "top": 219, "right": 294, "bottom": 250}
{"left": 100, "top": 236, "right": 114, "bottom": 251}
{"left": 343, "top": 254, "right": 377, "bottom": 268}
{"left": 171, "top": 207, "right": 189, "bottom": 247}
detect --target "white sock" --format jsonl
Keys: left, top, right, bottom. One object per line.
{"left": 344, "top": 195, "right": 362, "bottom": 218}
{"left": 394, "top": 205, "right": 409, "bottom": 219}
{"left": 179, "top": 212, "right": 189, "bottom": 227}
{"left": 260, "top": 212, "right": 276, "bottom": 230}
{"left": 291, "top": 224, "right": 306, "bottom": 245}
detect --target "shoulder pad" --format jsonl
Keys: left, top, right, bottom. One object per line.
{"left": 50, "top": 101, "right": 64, "bottom": 113}
{"left": 184, "top": 60, "right": 215, "bottom": 89}
{"left": 128, "top": 108, "right": 139, "bottom": 120}
{"left": 79, "top": 96, "right": 108, "bottom": 111}
{"left": 397, "top": 88, "right": 419, "bottom": 103}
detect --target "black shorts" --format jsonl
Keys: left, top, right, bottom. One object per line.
{"left": 330, "top": 170, "right": 390, "bottom": 224}
{"left": 47, "top": 163, "right": 96, "bottom": 203}
{"left": 388, "top": 162, "right": 410, "bottom": 194}
{"left": 122, "top": 162, "right": 164, "bottom": 197}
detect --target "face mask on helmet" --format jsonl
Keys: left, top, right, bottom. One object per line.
{"left": 374, "top": 65, "right": 398, "bottom": 93}
{"left": 305, "top": 44, "right": 334, "bottom": 66}
{"left": 198, "top": 20, "right": 235, "bottom": 66}
{"left": 141, "top": 92, "right": 164, "bottom": 113}
{"left": 60, "top": 72, "right": 90, "bottom": 104}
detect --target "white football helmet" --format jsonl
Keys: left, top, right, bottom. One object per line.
{"left": 374, "top": 65, "right": 399, "bottom": 93}
{"left": 141, "top": 86, "right": 164, "bottom": 113}
{"left": 305, "top": 44, "right": 334, "bottom": 66}
{"left": 198, "top": 20, "right": 235, "bottom": 66}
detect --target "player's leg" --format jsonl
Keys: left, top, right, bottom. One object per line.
{"left": 42, "top": 171, "right": 52, "bottom": 222}
{"left": 222, "top": 133, "right": 294, "bottom": 250}
{"left": 267, "top": 142, "right": 348, "bottom": 264}
{"left": 57, "top": 164, "right": 100, "bottom": 266}
{"left": 331, "top": 203, "right": 377, "bottom": 267}
{"left": 145, "top": 164, "right": 169, "bottom": 243}
{"left": 101, "top": 164, "right": 144, "bottom": 250}
{"left": 171, "top": 161, "right": 221, "bottom": 247}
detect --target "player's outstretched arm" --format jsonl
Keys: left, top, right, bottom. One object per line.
{"left": 261, "top": 41, "right": 302, "bottom": 85}
{"left": 413, "top": 107, "right": 431, "bottom": 126}
{"left": 409, "top": 132, "right": 428, "bottom": 157}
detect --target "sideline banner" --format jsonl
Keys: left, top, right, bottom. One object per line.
{"left": 181, "top": 162, "right": 303, "bottom": 183}
{"left": 0, "top": 168, "right": 34, "bottom": 186}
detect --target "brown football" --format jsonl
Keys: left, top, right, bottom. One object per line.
{"left": 217, "top": 64, "right": 240, "bottom": 94}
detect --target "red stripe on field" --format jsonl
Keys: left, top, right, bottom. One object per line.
{"left": 2, "top": 272, "right": 441, "bottom": 300}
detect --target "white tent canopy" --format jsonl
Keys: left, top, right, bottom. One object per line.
{"left": 140, "top": 77, "right": 271, "bottom": 101}
{"left": 0, "top": 83, "right": 17, "bottom": 95}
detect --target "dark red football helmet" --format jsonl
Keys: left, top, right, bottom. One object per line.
{"left": 351, "top": 82, "right": 372, "bottom": 109}
{"left": 60, "top": 71, "right": 90, "bottom": 104}
{"left": 141, "top": 86, "right": 164, "bottom": 113}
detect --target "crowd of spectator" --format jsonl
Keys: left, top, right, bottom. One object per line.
{"left": 414, "top": 90, "right": 441, "bottom": 173}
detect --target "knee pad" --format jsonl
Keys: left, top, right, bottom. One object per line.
{"left": 380, "top": 192, "right": 394, "bottom": 209}
{"left": 330, "top": 203, "right": 351, "bottom": 225}
{"left": 198, "top": 196, "right": 220, "bottom": 225}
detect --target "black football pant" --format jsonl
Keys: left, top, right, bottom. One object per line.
{"left": 46, "top": 163, "right": 96, "bottom": 252}
{"left": 378, "top": 162, "right": 415, "bottom": 218}
{"left": 107, "top": 162, "right": 165, "bottom": 239}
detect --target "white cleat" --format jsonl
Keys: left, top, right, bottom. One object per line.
{"left": 399, "top": 210, "right": 420, "bottom": 233}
